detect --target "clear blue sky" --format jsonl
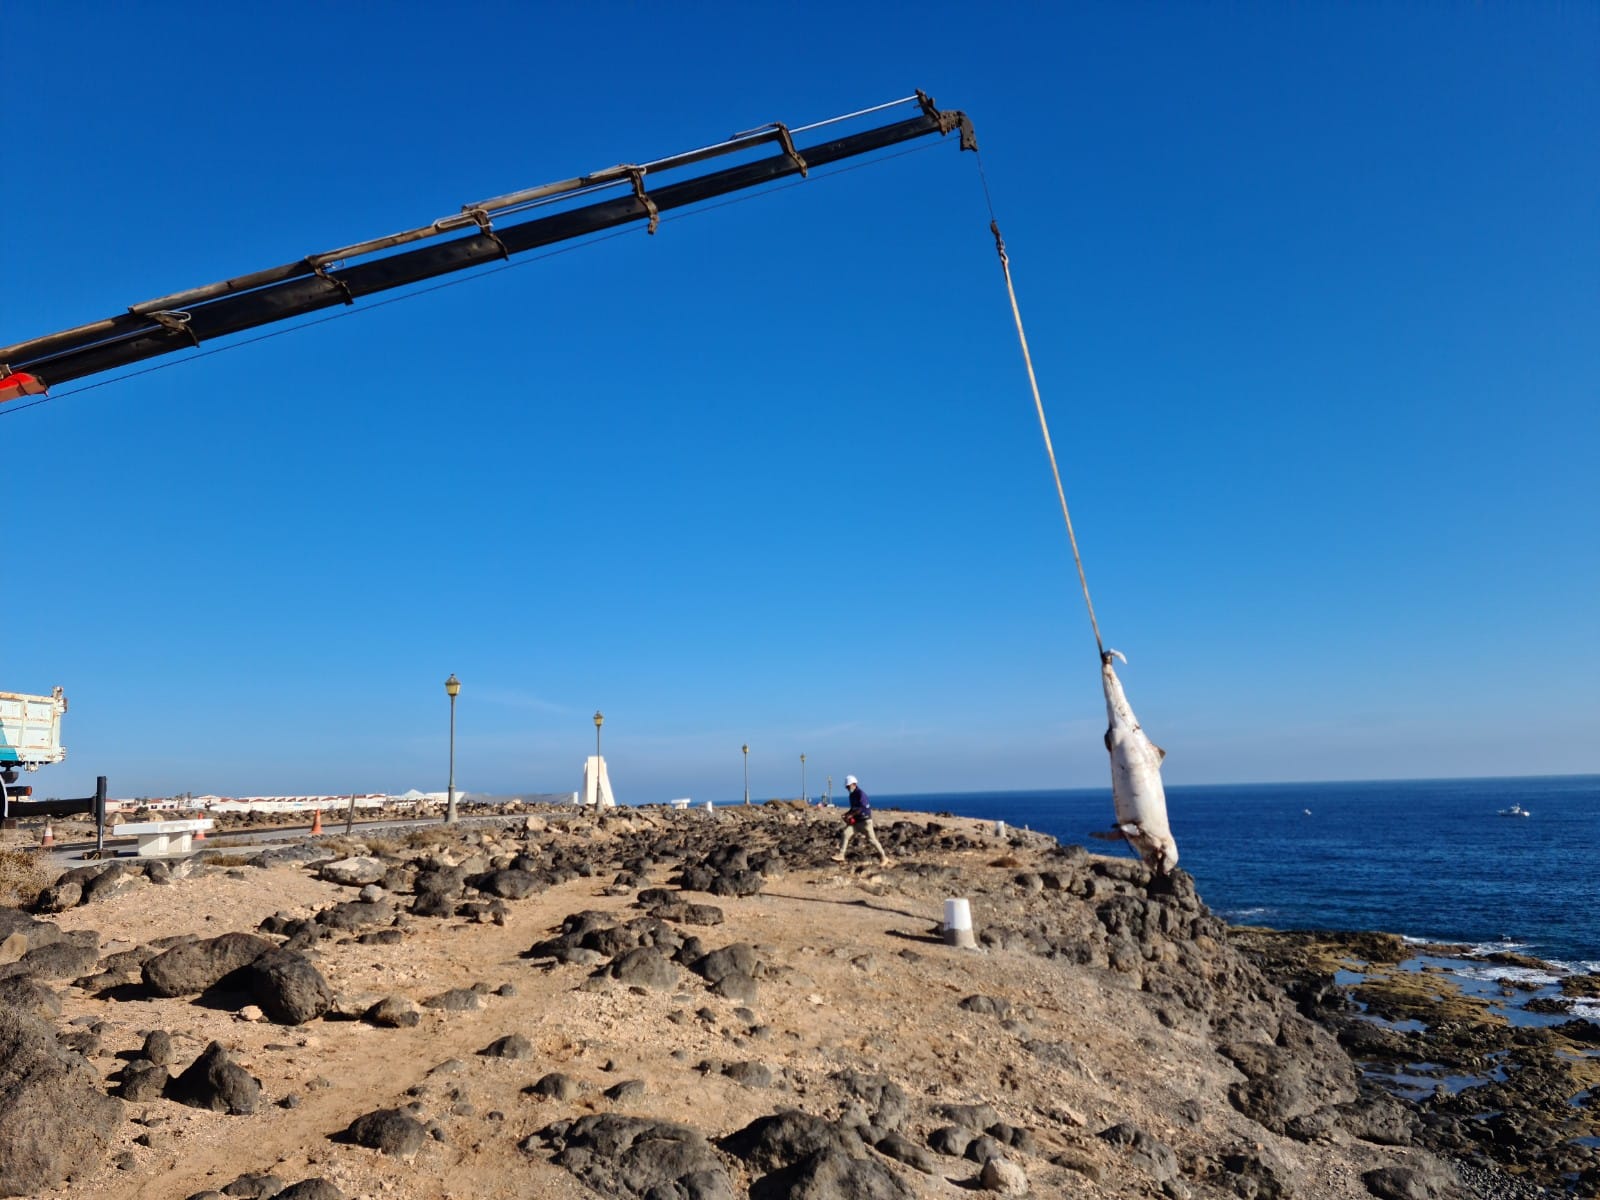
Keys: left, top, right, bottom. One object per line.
{"left": 4, "top": 2, "right": 1595, "bottom": 803}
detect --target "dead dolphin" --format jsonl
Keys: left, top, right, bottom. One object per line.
{"left": 1100, "top": 649, "right": 1178, "bottom": 874}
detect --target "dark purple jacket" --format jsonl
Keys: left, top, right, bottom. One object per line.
{"left": 846, "top": 786, "right": 871, "bottom": 822}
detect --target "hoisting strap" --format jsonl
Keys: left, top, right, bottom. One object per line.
{"left": 988, "top": 217, "right": 1105, "bottom": 660}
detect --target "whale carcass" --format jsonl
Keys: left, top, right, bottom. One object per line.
{"left": 1100, "top": 650, "right": 1179, "bottom": 874}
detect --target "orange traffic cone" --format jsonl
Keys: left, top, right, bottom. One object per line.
{"left": 194, "top": 823, "right": 206, "bottom": 840}
{"left": 40, "top": 821, "right": 54, "bottom": 847}
{"left": 310, "top": 808, "right": 323, "bottom": 836}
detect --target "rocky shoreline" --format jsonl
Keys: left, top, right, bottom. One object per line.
{"left": 1233, "top": 926, "right": 1600, "bottom": 1192}
{"left": 0, "top": 804, "right": 1594, "bottom": 1198}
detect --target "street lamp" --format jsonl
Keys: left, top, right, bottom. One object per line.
{"left": 594, "top": 710, "right": 604, "bottom": 763}
{"left": 800, "top": 753, "right": 807, "bottom": 805}
{"left": 444, "top": 674, "right": 461, "bottom": 824}
{"left": 742, "top": 744, "right": 749, "bottom": 805}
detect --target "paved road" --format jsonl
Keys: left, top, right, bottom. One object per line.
{"left": 35, "top": 811, "right": 548, "bottom": 871}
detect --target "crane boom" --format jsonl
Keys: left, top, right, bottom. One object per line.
{"left": 1, "top": 91, "right": 974, "bottom": 395}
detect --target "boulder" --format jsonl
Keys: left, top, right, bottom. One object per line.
{"left": 314, "top": 900, "right": 394, "bottom": 932}
{"left": 479, "top": 1034, "right": 533, "bottom": 1059}
{"left": 33, "top": 879, "right": 83, "bottom": 913}
{"left": 472, "top": 869, "right": 541, "bottom": 900}
{"left": 606, "top": 947, "right": 678, "bottom": 990}
{"left": 318, "top": 857, "right": 387, "bottom": 887}
{"left": 0, "top": 908, "right": 63, "bottom": 964}
{"left": 275, "top": 1180, "right": 344, "bottom": 1200}
{"left": 693, "top": 943, "right": 760, "bottom": 985}
{"left": 0, "top": 1008, "right": 123, "bottom": 1196}
{"left": 0, "top": 937, "right": 99, "bottom": 981}
{"left": 0, "top": 975, "right": 62, "bottom": 1021}
{"left": 1098, "top": 1121, "right": 1178, "bottom": 1183}
{"left": 345, "top": 1108, "right": 427, "bottom": 1157}
{"left": 545, "top": 1113, "right": 735, "bottom": 1200}
{"left": 721, "top": 1110, "right": 862, "bottom": 1173}
{"left": 1363, "top": 1163, "right": 1462, "bottom": 1200}
{"left": 219, "top": 1171, "right": 283, "bottom": 1197}
{"left": 528, "top": 1073, "right": 582, "bottom": 1101}
{"left": 421, "top": 987, "right": 482, "bottom": 1012}
{"left": 115, "top": 1061, "right": 169, "bottom": 1102}
{"left": 143, "top": 933, "right": 274, "bottom": 997}
{"left": 979, "top": 1155, "right": 1029, "bottom": 1195}
{"left": 364, "top": 995, "right": 421, "bottom": 1028}
{"left": 167, "top": 1041, "right": 262, "bottom": 1114}
{"left": 83, "top": 868, "right": 148, "bottom": 904}
{"left": 244, "top": 949, "right": 333, "bottom": 1024}
{"left": 875, "top": 1131, "right": 937, "bottom": 1174}
{"left": 750, "top": 1148, "right": 915, "bottom": 1199}
{"left": 833, "top": 1070, "right": 909, "bottom": 1139}
{"left": 723, "top": 1061, "right": 772, "bottom": 1088}
{"left": 141, "top": 1029, "right": 175, "bottom": 1065}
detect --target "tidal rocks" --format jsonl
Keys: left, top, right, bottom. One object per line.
{"left": 0, "top": 1008, "right": 123, "bottom": 1196}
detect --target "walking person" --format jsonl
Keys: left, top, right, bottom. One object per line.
{"left": 833, "top": 775, "right": 892, "bottom": 867}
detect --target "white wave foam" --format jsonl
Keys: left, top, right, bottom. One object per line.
{"left": 1550, "top": 959, "right": 1600, "bottom": 976}
{"left": 1464, "top": 940, "right": 1533, "bottom": 957}
{"left": 1573, "top": 1001, "right": 1600, "bottom": 1022}
{"left": 1455, "top": 964, "right": 1562, "bottom": 987}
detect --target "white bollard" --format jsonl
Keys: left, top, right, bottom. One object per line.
{"left": 704, "top": 801, "right": 715, "bottom": 814}
{"left": 943, "top": 897, "right": 977, "bottom": 949}
{"left": 994, "top": 820, "right": 1006, "bottom": 838}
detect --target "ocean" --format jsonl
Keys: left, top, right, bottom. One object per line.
{"left": 869, "top": 775, "right": 1599, "bottom": 971}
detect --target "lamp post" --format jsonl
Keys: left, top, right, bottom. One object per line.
{"left": 593, "top": 711, "right": 604, "bottom": 806}
{"left": 800, "top": 753, "right": 807, "bottom": 805}
{"left": 742, "top": 744, "right": 750, "bottom": 805}
{"left": 444, "top": 674, "right": 461, "bottom": 824}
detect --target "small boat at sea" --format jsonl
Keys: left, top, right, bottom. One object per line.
{"left": 1497, "top": 804, "right": 1531, "bottom": 817}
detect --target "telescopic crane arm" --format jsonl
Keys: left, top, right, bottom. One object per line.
{"left": 0, "top": 91, "right": 975, "bottom": 399}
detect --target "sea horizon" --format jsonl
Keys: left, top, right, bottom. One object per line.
{"left": 858, "top": 774, "right": 1599, "bottom": 970}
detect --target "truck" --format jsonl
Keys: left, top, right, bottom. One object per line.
{"left": 0, "top": 687, "right": 67, "bottom": 784}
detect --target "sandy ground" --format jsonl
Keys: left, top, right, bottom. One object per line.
{"left": 19, "top": 812, "right": 1405, "bottom": 1200}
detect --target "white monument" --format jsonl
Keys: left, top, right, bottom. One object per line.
{"left": 580, "top": 756, "right": 616, "bottom": 808}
